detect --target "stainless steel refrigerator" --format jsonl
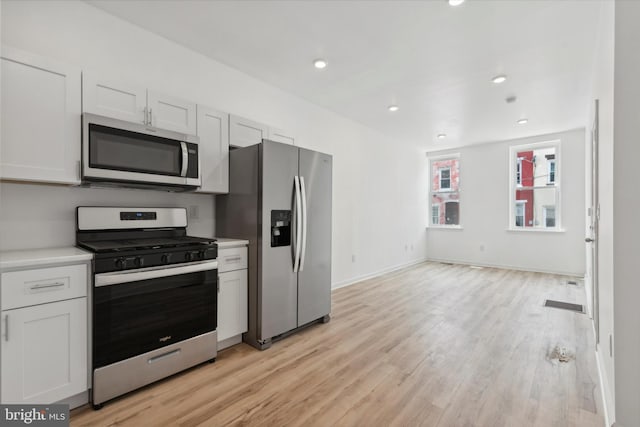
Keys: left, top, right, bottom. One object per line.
{"left": 216, "top": 140, "right": 332, "bottom": 350}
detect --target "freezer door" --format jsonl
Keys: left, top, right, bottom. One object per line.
{"left": 259, "top": 140, "right": 300, "bottom": 339}
{"left": 297, "top": 148, "right": 332, "bottom": 326}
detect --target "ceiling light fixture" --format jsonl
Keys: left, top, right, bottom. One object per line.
{"left": 448, "top": 0, "right": 465, "bottom": 6}
{"left": 388, "top": 105, "right": 399, "bottom": 112}
{"left": 492, "top": 74, "right": 507, "bottom": 84}
{"left": 517, "top": 118, "right": 528, "bottom": 125}
{"left": 437, "top": 133, "right": 447, "bottom": 139}
{"left": 313, "top": 59, "right": 327, "bottom": 69}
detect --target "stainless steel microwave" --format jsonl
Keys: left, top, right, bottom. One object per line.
{"left": 82, "top": 113, "right": 201, "bottom": 190}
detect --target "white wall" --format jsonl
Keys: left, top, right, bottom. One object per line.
{"left": 0, "top": 0, "right": 428, "bottom": 287}
{"left": 585, "top": 0, "right": 615, "bottom": 423}
{"left": 613, "top": 2, "right": 640, "bottom": 426}
{"left": 426, "top": 128, "right": 586, "bottom": 276}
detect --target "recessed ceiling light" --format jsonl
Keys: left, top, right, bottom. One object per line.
{"left": 517, "top": 118, "right": 528, "bottom": 125}
{"left": 388, "top": 105, "right": 399, "bottom": 112}
{"left": 437, "top": 133, "right": 447, "bottom": 139}
{"left": 448, "top": 0, "right": 465, "bottom": 6}
{"left": 313, "top": 59, "right": 327, "bottom": 69}
{"left": 492, "top": 74, "right": 507, "bottom": 84}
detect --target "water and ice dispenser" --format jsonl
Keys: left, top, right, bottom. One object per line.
{"left": 271, "top": 210, "right": 291, "bottom": 247}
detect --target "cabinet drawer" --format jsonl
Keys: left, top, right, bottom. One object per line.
{"left": 217, "top": 247, "right": 248, "bottom": 273}
{"left": 1, "top": 264, "right": 87, "bottom": 310}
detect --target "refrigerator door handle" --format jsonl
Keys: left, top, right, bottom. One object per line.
{"left": 299, "top": 176, "right": 308, "bottom": 271}
{"left": 293, "top": 175, "right": 302, "bottom": 272}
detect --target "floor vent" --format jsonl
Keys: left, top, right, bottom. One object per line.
{"left": 544, "top": 299, "right": 584, "bottom": 313}
{"left": 566, "top": 280, "right": 578, "bottom": 286}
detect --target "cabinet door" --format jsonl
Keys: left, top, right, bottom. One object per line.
{"left": 1, "top": 47, "right": 81, "bottom": 184}
{"left": 148, "top": 91, "right": 197, "bottom": 134}
{"left": 217, "top": 269, "right": 248, "bottom": 342}
{"left": 268, "top": 128, "right": 295, "bottom": 146}
{"left": 1, "top": 298, "right": 87, "bottom": 404}
{"left": 82, "top": 74, "right": 147, "bottom": 124}
{"left": 196, "top": 106, "right": 229, "bottom": 194}
{"left": 229, "top": 114, "right": 269, "bottom": 148}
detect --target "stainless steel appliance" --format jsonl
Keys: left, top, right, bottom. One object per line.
{"left": 216, "top": 140, "right": 332, "bottom": 350}
{"left": 76, "top": 207, "right": 217, "bottom": 408}
{"left": 82, "top": 113, "right": 201, "bottom": 190}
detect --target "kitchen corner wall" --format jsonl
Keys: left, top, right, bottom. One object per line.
{"left": 0, "top": 0, "right": 428, "bottom": 287}
{"left": 426, "top": 128, "right": 586, "bottom": 276}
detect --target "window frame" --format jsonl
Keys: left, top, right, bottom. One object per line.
{"left": 508, "top": 140, "right": 562, "bottom": 231}
{"left": 427, "top": 152, "right": 461, "bottom": 229}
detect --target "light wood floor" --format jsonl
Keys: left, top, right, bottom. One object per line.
{"left": 71, "top": 262, "right": 604, "bottom": 427}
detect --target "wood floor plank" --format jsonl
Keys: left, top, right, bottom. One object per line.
{"left": 71, "top": 262, "right": 604, "bottom": 427}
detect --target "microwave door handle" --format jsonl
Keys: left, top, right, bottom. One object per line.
{"left": 180, "top": 142, "right": 188, "bottom": 177}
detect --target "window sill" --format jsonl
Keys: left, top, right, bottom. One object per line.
{"left": 427, "top": 225, "right": 464, "bottom": 230}
{"left": 506, "top": 227, "right": 566, "bottom": 233}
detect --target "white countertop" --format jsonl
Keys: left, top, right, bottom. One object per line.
{"left": 0, "top": 247, "right": 93, "bottom": 271}
{"left": 215, "top": 238, "right": 249, "bottom": 249}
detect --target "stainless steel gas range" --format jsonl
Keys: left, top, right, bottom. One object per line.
{"left": 76, "top": 207, "right": 218, "bottom": 409}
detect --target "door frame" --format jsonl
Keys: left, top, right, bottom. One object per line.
{"left": 588, "top": 99, "right": 601, "bottom": 345}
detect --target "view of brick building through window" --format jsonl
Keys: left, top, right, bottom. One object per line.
{"left": 431, "top": 158, "right": 460, "bottom": 225}
{"left": 514, "top": 146, "right": 557, "bottom": 228}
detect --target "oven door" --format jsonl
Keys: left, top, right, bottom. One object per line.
{"left": 93, "top": 260, "right": 217, "bottom": 369}
{"left": 82, "top": 113, "right": 201, "bottom": 187}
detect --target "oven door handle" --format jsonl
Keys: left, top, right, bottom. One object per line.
{"left": 95, "top": 260, "right": 218, "bottom": 287}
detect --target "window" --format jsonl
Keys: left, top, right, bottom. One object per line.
{"left": 515, "top": 201, "right": 525, "bottom": 227}
{"left": 439, "top": 168, "right": 451, "bottom": 190}
{"left": 510, "top": 142, "right": 560, "bottom": 230}
{"left": 547, "top": 157, "right": 556, "bottom": 184}
{"left": 429, "top": 155, "right": 460, "bottom": 226}
{"left": 543, "top": 206, "right": 556, "bottom": 227}
{"left": 431, "top": 205, "right": 440, "bottom": 225}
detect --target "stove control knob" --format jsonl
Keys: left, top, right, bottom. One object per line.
{"left": 199, "top": 250, "right": 207, "bottom": 260}
{"left": 185, "top": 252, "right": 193, "bottom": 262}
{"left": 134, "top": 257, "right": 144, "bottom": 268}
{"left": 161, "top": 254, "right": 171, "bottom": 264}
{"left": 115, "top": 258, "right": 127, "bottom": 270}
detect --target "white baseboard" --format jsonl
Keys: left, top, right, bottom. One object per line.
{"left": 332, "top": 257, "right": 427, "bottom": 290}
{"left": 425, "top": 256, "right": 584, "bottom": 277}
{"left": 595, "top": 346, "right": 615, "bottom": 427}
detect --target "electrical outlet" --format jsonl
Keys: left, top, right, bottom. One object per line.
{"left": 189, "top": 205, "right": 199, "bottom": 220}
{"left": 479, "top": 244, "right": 485, "bottom": 252}
{"left": 351, "top": 254, "right": 356, "bottom": 263}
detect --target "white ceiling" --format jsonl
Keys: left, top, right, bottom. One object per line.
{"left": 88, "top": 0, "right": 603, "bottom": 149}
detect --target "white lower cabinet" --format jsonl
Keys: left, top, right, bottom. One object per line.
{"left": 217, "top": 244, "right": 248, "bottom": 349}
{"left": 217, "top": 269, "right": 248, "bottom": 343}
{"left": 1, "top": 297, "right": 87, "bottom": 404}
{"left": 0, "top": 255, "right": 90, "bottom": 407}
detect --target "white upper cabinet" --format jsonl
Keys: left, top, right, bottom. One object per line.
{"left": 229, "top": 114, "right": 269, "bottom": 148}
{"left": 82, "top": 75, "right": 147, "bottom": 124}
{"left": 196, "top": 105, "right": 229, "bottom": 194}
{"left": 268, "top": 128, "right": 295, "bottom": 146}
{"left": 147, "top": 91, "right": 197, "bottom": 134}
{"left": 83, "top": 75, "right": 196, "bottom": 134}
{"left": 1, "top": 47, "right": 81, "bottom": 184}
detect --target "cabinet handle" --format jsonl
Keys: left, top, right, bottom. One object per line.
{"left": 30, "top": 282, "right": 65, "bottom": 291}
{"left": 148, "top": 108, "right": 153, "bottom": 126}
{"left": 3, "top": 315, "right": 8, "bottom": 342}
{"left": 224, "top": 256, "right": 242, "bottom": 262}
